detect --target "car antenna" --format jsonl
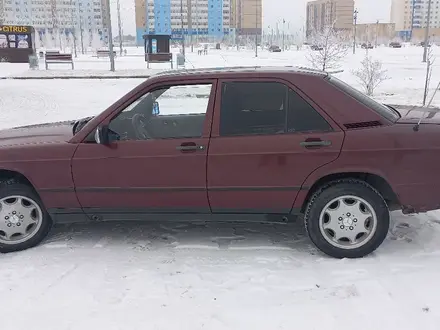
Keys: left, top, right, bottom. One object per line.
{"left": 414, "top": 80, "right": 440, "bottom": 132}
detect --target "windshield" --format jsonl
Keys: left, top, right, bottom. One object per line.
{"left": 328, "top": 76, "right": 400, "bottom": 122}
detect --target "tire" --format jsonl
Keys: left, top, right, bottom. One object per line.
{"left": 0, "top": 182, "right": 52, "bottom": 253}
{"left": 304, "top": 179, "right": 390, "bottom": 259}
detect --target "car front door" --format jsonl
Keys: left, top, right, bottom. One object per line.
{"left": 71, "top": 79, "right": 217, "bottom": 220}
{"left": 207, "top": 78, "right": 344, "bottom": 214}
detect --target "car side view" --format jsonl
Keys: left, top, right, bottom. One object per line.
{"left": 0, "top": 66, "right": 439, "bottom": 258}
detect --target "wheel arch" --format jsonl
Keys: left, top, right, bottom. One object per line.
{"left": 0, "top": 168, "right": 39, "bottom": 196}
{"left": 300, "top": 172, "right": 400, "bottom": 213}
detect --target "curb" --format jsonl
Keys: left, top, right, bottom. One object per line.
{"left": 0, "top": 75, "right": 151, "bottom": 80}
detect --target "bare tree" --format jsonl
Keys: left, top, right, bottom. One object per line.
{"left": 352, "top": 55, "right": 389, "bottom": 96}
{"left": 307, "top": 25, "right": 349, "bottom": 71}
{"left": 423, "top": 46, "right": 436, "bottom": 106}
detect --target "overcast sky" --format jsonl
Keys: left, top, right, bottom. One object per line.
{"left": 112, "top": 0, "right": 393, "bottom": 36}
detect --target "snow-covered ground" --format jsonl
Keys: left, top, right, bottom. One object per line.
{"left": 1, "top": 46, "right": 440, "bottom": 330}
{"left": 2, "top": 213, "right": 440, "bottom": 330}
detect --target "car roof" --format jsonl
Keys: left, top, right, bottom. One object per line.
{"left": 152, "top": 66, "right": 329, "bottom": 79}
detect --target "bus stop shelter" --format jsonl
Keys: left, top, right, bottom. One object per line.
{"left": 143, "top": 34, "right": 173, "bottom": 69}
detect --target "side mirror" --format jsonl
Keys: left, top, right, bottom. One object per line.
{"left": 95, "top": 125, "right": 110, "bottom": 145}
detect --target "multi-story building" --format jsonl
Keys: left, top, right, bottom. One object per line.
{"left": 306, "top": 0, "right": 354, "bottom": 37}
{"left": 135, "top": 0, "right": 262, "bottom": 45}
{"left": 233, "top": 0, "right": 262, "bottom": 36}
{"left": 0, "top": 0, "right": 109, "bottom": 47}
{"left": 135, "top": 0, "right": 231, "bottom": 45}
{"left": 391, "top": 0, "right": 440, "bottom": 40}
{"left": 355, "top": 23, "right": 396, "bottom": 44}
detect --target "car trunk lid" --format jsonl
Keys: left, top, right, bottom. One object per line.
{"left": 395, "top": 106, "right": 440, "bottom": 125}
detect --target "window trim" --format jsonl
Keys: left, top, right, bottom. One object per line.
{"left": 213, "top": 78, "right": 337, "bottom": 138}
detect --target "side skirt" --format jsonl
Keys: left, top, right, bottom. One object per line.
{"left": 48, "top": 208, "right": 302, "bottom": 224}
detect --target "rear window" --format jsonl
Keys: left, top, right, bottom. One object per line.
{"left": 328, "top": 76, "right": 399, "bottom": 122}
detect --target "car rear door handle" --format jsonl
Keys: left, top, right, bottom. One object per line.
{"left": 176, "top": 143, "right": 206, "bottom": 152}
{"left": 300, "top": 140, "right": 332, "bottom": 148}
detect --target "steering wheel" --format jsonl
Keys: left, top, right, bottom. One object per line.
{"left": 132, "top": 114, "right": 152, "bottom": 140}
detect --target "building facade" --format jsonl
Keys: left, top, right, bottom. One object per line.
{"left": 0, "top": 0, "right": 109, "bottom": 48}
{"left": 233, "top": 0, "right": 262, "bottom": 36}
{"left": 391, "top": 0, "right": 440, "bottom": 40}
{"left": 135, "top": 0, "right": 232, "bottom": 45}
{"left": 135, "top": 0, "right": 262, "bottom": 45}
{"left": 355, "top": 23, "right": 396, "bottom": 44}
{"left": 306, "top": 0, "right": 354, "bottom": 37}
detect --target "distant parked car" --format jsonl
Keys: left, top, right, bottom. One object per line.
{"left": 1, "top": 66, "right": 439, "bottom": 259}
{"left": 269, "top": 45, "right": 281, "bottom": 52}
{"left": 311, "top": 45, "right": 324, "bottom": 51}
{"left": 361, "top": 42, "right": 374, "bottom": 49}
{"left": 420, "top": 41, "right": 432, "bottom": 47}
{"left": 389, "top": 42, "right": 402, "bottom": 48}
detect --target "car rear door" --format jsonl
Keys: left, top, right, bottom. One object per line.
{"left": 207, "top": 77, "right": 344, "bottom": 214}
{"left": 71, "top": 79, "right": 217, "bottom": 220}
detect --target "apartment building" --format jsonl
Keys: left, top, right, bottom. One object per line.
{"left": 135, "top": 0, "right": 262, "bottom": 45}
{"left": 306, "top": 0, "right": 354, "bottom": 37}
{"left": 233, "top": 0, "right": 262, "bottom": 36}
{"left": 391, "top": 0, "right": 440, "bottom": 31}
{"left": 355, "top": 22, "right": 396, "bottom": 44}
{"left": 391, "top": 0, "right": 440, "bottom": 40}
{"left": 135, "top": 0, "right": 231, "bottom": 45}
{"left": 0, "top": 0, "right": 109, "bottom": 46}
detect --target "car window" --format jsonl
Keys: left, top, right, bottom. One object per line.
{"left": 328, "top": 76, "right": 399, "bottom": 122}
{"left": 287, "top": 89, "right": 332, "bottom": 133}
{"left": 219, "top": 81, "right": 332, "bottom": 136}
{"left": 109, "top": 83, "right": 212, "bottom": 141}
{"left": 220, "top": 82, "right": 287, "bottom": 136}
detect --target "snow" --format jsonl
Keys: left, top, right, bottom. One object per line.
{"left": 2, "top": 214, "right": 440, "bottom": 330}
{"left": 1, "top": 46, "right": 440, "bottom": 329}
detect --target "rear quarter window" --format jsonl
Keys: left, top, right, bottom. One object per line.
{"left": 328, "top": 77, "right": 399, "bottom": 122}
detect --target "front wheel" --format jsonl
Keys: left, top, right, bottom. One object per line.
{"left": 0, "top": 183, "right": 52, "bottom": 253}
{"left": 304, "top": 179, "right": 390, "bottom": 258}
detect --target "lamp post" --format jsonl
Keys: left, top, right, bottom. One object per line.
{"left": 375, "top": 19, "right": 379, "bottom": 48}
{"left": 255, "top": 0, "right": 258, "bottom": 57}
{"left": 180, "top": 0, "right": 185, "bottom": 57}
{"left": 104, "top": 0, "right": 115, "bottom": 71}
{"left": 423, "top": 0, "right": 432, "bottom": 63}
{"left": 282, "top": 19, "right": 285, "bottom": 51}
{"left": 353, "top": 9, "right": 358, "bottom": 54}
{"left": 70, "top": 0, "right": 77, "bottom": 57}
{"left": 117, "top": 0, "right": 123, "bottom": 56}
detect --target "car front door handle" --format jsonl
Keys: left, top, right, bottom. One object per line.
{"left": 300, "top": 140, "right": 332, "bottom": 148}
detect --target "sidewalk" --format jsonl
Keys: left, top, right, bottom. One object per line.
{"left": 0, "top": 68, "right": 163, "bottom": 80}
{"left": 0, "top": 60, "right": 168, "bottom": 80}
{"left": 1, "top": 74, "right": 152, "bottom": 80}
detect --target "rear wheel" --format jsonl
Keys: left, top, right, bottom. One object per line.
{"left": 0, "top": 183, "right": 52, "bottom": 253}
{"left": 304, "top": 179, "right": 390, "bottom": 258}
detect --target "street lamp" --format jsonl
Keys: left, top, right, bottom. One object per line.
{"left": 180, "top": 0, "right": 185, "bottom": 57}
{"left": 117, "top": 0, "right": 124, "bottom": 56}
{"left": 423, "top": 0, "right": 432, "bottom": 63}
{"left": 282, "top": 19, "right": 285, "bottom": 51}
{"left": 353, "top": 9, "right": 358, "bottom": 55}
{"left": 375, "top": 19, "right": 379, "bottom": 48}
{"left": 104, "top": 0, "right": 115, "bottom": 71}
{"left": 70, "top": 0, "right": 77, "bottom": 57}
{"left": 255, "top": 0, "right": 258, "bottom": 57}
